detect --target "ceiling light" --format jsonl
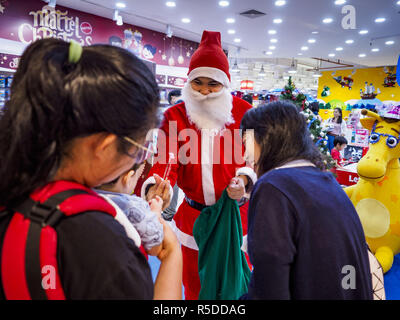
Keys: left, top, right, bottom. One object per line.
{"left": 371, "top": 48, "right": 380, "bottom": 52}
{"left": 359, "top": 29, "right": 368, "bottom": 34}
{"left": 265, "top": 51, "right": 273, "bottom": 55}
{"left": 328, "top": 53, "right": 335, "bottom": 57}
{"left": 165, "top": 1, "right": 176, "bottom": 7}
{"left": 334, "top": 0, "right": 346, "bottom": 4}
{"left": 219, "top": 1, "right": 230, "bottom": 6}
{"left": 113, "top": 9, "right": 119, "bottom": 21}
{"left": 226, "top": 18, "right": 235, "bottom": 23}
{"left": 313, "top": 71, "right": 323, "bottom": 78}
{"left": 308, "top": 39, "right": 316, "bottom": 43}
{"left": 359, "top": 53, "right": 366, "bottom": 57}
{"left": 181, "top": 18, "right": 191, "bottom": 23}
{"left": 269, "top": 46, "right": 276, "bottom": 50}
{"left": 385, "top": 40, "right": 395, "bottom": 45}
{"left": 336, "top": 47, "right": 343, "bottom": 51}
{"left": 234, "top": 38, "right": 241, "bottom": 43}
{"left": 228, "top": 29, "right": 235, "bottom": 34}
{"left": 345, "top": 39, "right": 354, "bottom": 44}
{"left": 397, "top": 0, "right": 400, "bottom": 4}
{"left": 268, "top": 30, "right": 277, "bottom": 35}
{"left": 116, "top": 15, "right": 123, "bottom": 26}
{"left": 298, "top": 53, "right": 303, "bottom": 56}
{"left": 312, "top": 31, "right": 319, "bottom": 34}
{"left": 275, "top": 0, "right": 286, "bottom": 6}
{"left": 273, "top": 18, "right": 283, "bottom": 24}
{"left": 116, "top": 2, "right": 126, "bottom": 8}
{"left": 270, "top": 38, "right": 278, "bottom": 43}
{"left": 322, "top": 18, "right": 333, "bottom": 24}
{"left": 375, "top": 17, "right": 386, "bottom": 23}
{"left": 301, "top": 46, "right": 309, "bottom": 51}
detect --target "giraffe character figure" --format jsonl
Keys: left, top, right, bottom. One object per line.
{"left": 345, "top": 109, "right": 400, "bottom": 273}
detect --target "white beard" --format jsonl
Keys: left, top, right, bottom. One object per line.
{"left": 181, "top": 83, "right": 234, "bottom": 131}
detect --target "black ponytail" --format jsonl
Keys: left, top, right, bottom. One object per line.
{"left": 0, "top": 38, "right": 159, "bottom": 206}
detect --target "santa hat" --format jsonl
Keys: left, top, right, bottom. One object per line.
{"left": 188, "top": 30, "right": 230, "bottom": 87}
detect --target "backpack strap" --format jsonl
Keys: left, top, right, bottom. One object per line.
{"left": 1, "top": 184, "right": 117, "bottom": 300}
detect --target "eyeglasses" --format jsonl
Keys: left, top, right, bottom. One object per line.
{"left": 122, "top": 136, "right": 155, "bottom": 163}
{"left": 369, "top": 132, "right": 399, "bottom": 148}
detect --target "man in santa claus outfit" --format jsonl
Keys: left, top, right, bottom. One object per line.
{"left": 142, "top": 30, "right": 257, "bottom": 300}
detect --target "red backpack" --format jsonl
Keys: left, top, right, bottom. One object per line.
{"left": 0, "top": 180, "right": 117, "bottom": 300}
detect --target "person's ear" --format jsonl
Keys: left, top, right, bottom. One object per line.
{"left": 121, "top": 170, "right": 135, "bottom": 187}
{"left": 93, "top": 133, "right": 119, "bottom": 159}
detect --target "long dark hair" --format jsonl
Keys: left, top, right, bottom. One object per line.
{"left": 333, "top": 107, "right": 343, "bottom": 124}
{"left": 240, "top": 101, "right": 325, "bottom": 176}
{"left": 0, "top": 38, "right": 159, "bottom": 206}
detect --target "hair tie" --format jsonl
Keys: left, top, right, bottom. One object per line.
{"left": 68, "top": 40, "right": 82, "bottom": 64}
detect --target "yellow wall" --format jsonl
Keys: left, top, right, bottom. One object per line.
{"left": 317, "top": 66, "right": 399, "bottom": 103}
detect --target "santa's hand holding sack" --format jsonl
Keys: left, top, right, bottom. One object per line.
{"left": 142, "top": 30, "right": 256, "bottom": 299}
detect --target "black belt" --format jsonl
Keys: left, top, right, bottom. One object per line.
{"left": 185, "top": 195, "right": 246, "bottom": 211}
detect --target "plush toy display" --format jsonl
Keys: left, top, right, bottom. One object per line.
{"left": 344, "top": 108, "right": 400, "bottom": 273}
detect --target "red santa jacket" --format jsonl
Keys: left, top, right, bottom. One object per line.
{"left": 142, "top": 96, "right": 256, "bottom": 206}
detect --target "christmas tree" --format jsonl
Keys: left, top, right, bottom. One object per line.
{"left": 301, "top": 108, "right": 336, "bottom": 170}
{"left": 280, "top": 76, "right": 307, "bottom": 110}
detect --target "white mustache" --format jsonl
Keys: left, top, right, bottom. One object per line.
{"left": 189, "top": 89, "right": 224, "bottom": 101}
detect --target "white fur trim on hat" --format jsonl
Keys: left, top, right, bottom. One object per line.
{"left": 188, "top": 67, "right": 230, "bottom": 88}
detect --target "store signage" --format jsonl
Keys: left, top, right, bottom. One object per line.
{"left": 240, "top": 80, "right": 254, "bottom": 90}
{"left": 167, "top": 76, "right": 187, "bottom": 87}
{"left": 0, "top": 0, "right": 199, "bottom": 68}
{"left": 18, "top": 6, "right": 93, "bottom": 45}
{"left": 0, "top": 53, "right": 20, "bottom": 70}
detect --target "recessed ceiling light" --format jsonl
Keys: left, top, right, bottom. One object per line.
{"left": 270, "top": 39, "right": 278, "bottom": 43}
{"left": 116, "top": 2, "right": 126, "bottom": 8}
{"left": 397, "top": 0, "right": 400, "bottom": 5}
{"left": 359, "top": 29, "right": 368, "bottom": 34}
{"left": 234, "top": 38, "right": 241, "bottom": 43}
{"left": 308, "top": 39, "right": 316, "bottom": 43}
{"left": 336, "top": 47, "right": 343, "bottom": 51}
{"left": 275, "top": 0, "right": 286, "bottom": 6}
{"left": 226, "top": 18, "right": 235, "bottom": 23}
{"left": 268, "top": 30, "right": 277, "bottom": 35}
{"left": 165, "top": 1, "right": 176, "bottom": 7}
{"left": 273, "top": 18, "right": 283, "bottom": 24}
{"left": 375, "top": 17, "right": 386, "bottom": 23}
{"left": 359, "top": 53, "right": 366, "bottom": 57}
{"left": 371, "top": 48, "right": 380, "bottom": 52}
{"left": 269, "top": 46, "right": 276, "bottom": 50}
{"left": 298, "top": 53, "right": 303, "bottom": 56}
{"left": 312, "top": 31, "right": 319, "bottom": 34}
{"left": 219, "top": 1, "right": 230, "bottom": 7}
{"left": 334, "top": 0, "right": 346, "bottom": 4}
{"left": 345, "top": 39, "right": 354, "bottom": 44}
{"left": 386, "top": 40, "right": 395, "bottom": 45}
{"left": 181, "top": 18, "right": 191, "bottom": 23}
{"left": 301, "top": 46, "right": 309, "bottom": 51}
{"left": 328, "top": 53, "right": 335, "bottom": 57}
{"left": 265, "top": 51, "right": 273, "bottom": 55}
{"left": 322, "top": 18, "right": 333, "bottom": 24}
{"left": 228, "top": 29, "right": 236, "bottom": 34}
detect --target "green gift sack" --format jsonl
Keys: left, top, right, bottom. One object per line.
{"left": 193, "top": 189, "right": 251, "bottom": 300}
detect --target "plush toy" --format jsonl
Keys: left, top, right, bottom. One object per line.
{"left": 344, "top": 108, "right": 400, "bottom": 273}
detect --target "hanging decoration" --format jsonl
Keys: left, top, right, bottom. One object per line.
{"left": 168, "top": 37, "right": 175, "bottom": 66}
{"left": 383, "top": 66, "right": 397, "bottom": 88}
{"left": 178, "top": 39, "right": 184, "bottom": 64}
